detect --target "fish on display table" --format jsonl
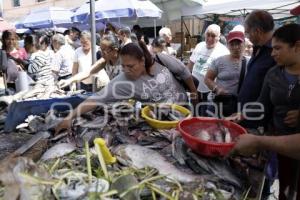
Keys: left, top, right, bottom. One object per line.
{"left": 114, "top": 144, "right": 202, "bottom": 183}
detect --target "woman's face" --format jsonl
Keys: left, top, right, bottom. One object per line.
{"left": 4, "top": 34, "right": 16, "bottom": 50}
{"left": 80, "top": 37, "right": 91, "bottom": 52}
{"left": 271, "top": 38, "right": 298, "bottom": 66}
{"left": 121, "top": 55, "right": 146, "bottom": 80}
{"left": 244, "top": 39, "right": 253, "bottom": 56}
{"left": 100, "top": 41, "right": 118, "bottom": 61}
{"left": 24, "top": 41, "right": 34, "bottom": 54}
{"left": 228, "top": 40, "right": 245, "bottom": 58}
{"left": 52, "top": 40, "right": 60, "bottom": 52}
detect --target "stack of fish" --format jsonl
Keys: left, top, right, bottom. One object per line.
{"left": 0, "top": 101, "right": 262, "bottom": 199}
{"left": 194, "top": 123, "right": 232, "bottom": 143}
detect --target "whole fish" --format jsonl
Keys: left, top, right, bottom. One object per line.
{"left": 186, "top": 150, "right": 243, "bottom": 189}
{"left": 114, "top": 144, "right": 201, "bottom": 183}
{"left": 194, "top": 130, "right": 211, "bottom": 141}
{"left": 41, "top": 143, "right": 76, "bottom": 161}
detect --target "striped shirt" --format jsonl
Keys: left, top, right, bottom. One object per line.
{"left": 28, "top": 50, "right": 54, "bottom": 85}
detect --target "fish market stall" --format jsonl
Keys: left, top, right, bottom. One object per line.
{"left": 0, "top": 101, "right": 266, "bottom": 199}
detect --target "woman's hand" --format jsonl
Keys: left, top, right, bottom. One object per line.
{"left": 230, "top": 134, "right": 260, "bottom": 156}
{"left": 55, "top": 117, "right": 72, "bottom": 136}
{"left": 58, "top": 79, "right": 73, "bottom": 89}
{"left": 284, "top": 110, "right": 299, "bottom": 128}
{"left": 70, "top": 83, "right": 77, "bottom": 91}
{"left": 215, "top": 86, "right": 227, "bottom": 95}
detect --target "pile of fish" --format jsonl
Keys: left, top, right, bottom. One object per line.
{"left": 0, "top": 101, "right": 265, "bottom": 199}
{"left": 147, "top": 104, "right": 188, "bottom": 121}
{"left": 194, "top": 123, "right": 233, "bottom": 143}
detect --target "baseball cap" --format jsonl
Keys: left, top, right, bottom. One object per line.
{"left": 290, "top": 5, "right": 300, "bottom": 16}
{"left": 227, "top": 31, "right": 245, "bottom": 43}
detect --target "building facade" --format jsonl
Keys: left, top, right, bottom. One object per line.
{"left": 3, "top": 0, "right": 87, "bottom": 22}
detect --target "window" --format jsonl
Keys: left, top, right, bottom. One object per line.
{"left": 12, "top": 0, "right": 20, "bottom": 7}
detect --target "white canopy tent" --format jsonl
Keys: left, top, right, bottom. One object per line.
{"left": 181, "top": 0, "right": 300, "bottom": 19}
{"left": 149, "top": 0, "right": 204, "bottom": 25}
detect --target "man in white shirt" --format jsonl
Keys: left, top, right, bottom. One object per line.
{"left": 73, "top": 31, "right": 109, "bottom": 92}
{"left": 52, "top": 34, "right": 75, "bottom": 83}
{"left": 187, "top": 24, "right": 229, "bottom": 115}
{"left": 159, "top": 27, "right": 177, "bottom": 56}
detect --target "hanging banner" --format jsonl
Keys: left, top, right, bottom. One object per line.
{"left": 202, "top": 15, "right": 244, "bottom": 37}
{"left": 218, "top": 15, "right": 244, "bottom": 35}
{"left": 274, "top": 16, "right": 300, "bottom": 28}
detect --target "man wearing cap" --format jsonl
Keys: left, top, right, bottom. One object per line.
{"left": 204, "top": 30, "right": 247, "bottom": 117}
{"left": 187, "top": 24, "right": 229, "bottom": 116}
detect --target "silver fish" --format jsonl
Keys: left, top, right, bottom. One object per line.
{"left": 114, "top": 144, "right": 201, "bottom": 183}
{"left": 224, "top": 127, "right": 232, "bottom": 143}
{"left": 27, "top": 115, "right": 46, "bottom": 132}
{"left": 195, "top": 130, "right": 211, "bottom": 141}
{"left": 214, "top": 130, "right": 223, "bottom": 143}
{"left": 41, "top": 143, "right": 76, "bottom": 161}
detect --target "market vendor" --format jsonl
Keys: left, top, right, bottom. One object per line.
{"left": 232, "top": 23, "right": 300, "bottom": 200}
{"left": 55, "top": 41, "right": 197, "bottom": 133}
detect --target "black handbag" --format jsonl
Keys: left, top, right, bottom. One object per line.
{"left": 213, "top": 94, "right": 238, "bottom": 117}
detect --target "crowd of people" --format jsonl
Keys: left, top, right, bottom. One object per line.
{"left": 1, "top": 8, "right": 300, "bottom": 199}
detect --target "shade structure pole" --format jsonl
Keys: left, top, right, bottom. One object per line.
{"left": 181, "top": 16, "right": 183, "bottom": 60}
{"left": 154, "top": 19, "right": 157, "bottom": 37}
{"left": 90, "top": 0, "right": 96, "bottom": 64}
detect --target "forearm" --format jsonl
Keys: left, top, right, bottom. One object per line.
{"left": 69, "top": 98, "right": 99, "bottom": 119}
{"left": 204, "top": 78, "right": 216, "bottom": 91}
{"left": 258, "top": 134, "right": 300, "bottom": 160}
{"left": 69, "top": 70, "right": 91, "bottom": 83}
{"left": 90, "top": 58, "right": 106, "bottom": 74}
{"left": 184, "top": 76, "right": 198, "bottom": 104}
{"left": 72, "top": 59, "right": 106, "bottom": 83}
{"left": 186, "top": 61, "right": 194, "bottom": 72}
{"left": 184, "top": 76, "right": 197, "bottom": 92}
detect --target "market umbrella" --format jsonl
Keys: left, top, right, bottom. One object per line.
{"left": 72, "top": 0, "right": 162, "bottom": 23}
{"left": 22, "top": 7, "right": 73, "bottom": 29}
{"left": 0, "top": 18, "right": 15, "bottom": 32}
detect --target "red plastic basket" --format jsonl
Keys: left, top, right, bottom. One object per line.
{"left": 177, "top": 117, "right": 246, "bottom": 157}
